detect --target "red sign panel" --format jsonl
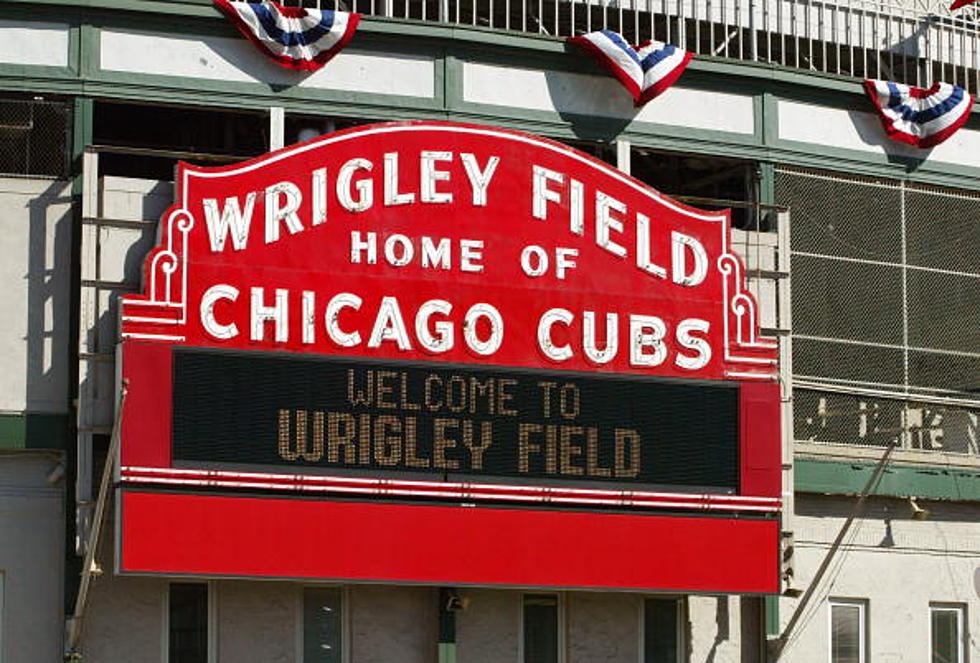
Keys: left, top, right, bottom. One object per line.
{"left": 117, "top": 121, "right": 781, "bottom": 593}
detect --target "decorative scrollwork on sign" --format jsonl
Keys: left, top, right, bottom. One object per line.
{"left": 119, "top": 207, "right": 195, "bottom": 341}
{"left": 717, "top": 253, "right": 778, "bottom": 378}
{"left": 148, "top": 208, "right": 195, "bottom": 315}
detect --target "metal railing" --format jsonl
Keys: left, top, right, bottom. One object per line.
{"left": 288, "top": 0, "right": 980, "bottom": 92}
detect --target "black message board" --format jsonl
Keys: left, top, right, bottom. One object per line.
{"left": 172, "top": 349, "right": 740, "bottom": 492}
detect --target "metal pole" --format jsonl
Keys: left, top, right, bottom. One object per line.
{"left": 65, "top": 384, "right": 128, "bottom": 658}
{"left": 770, "top": 440, "right": 897, "bottom": 661}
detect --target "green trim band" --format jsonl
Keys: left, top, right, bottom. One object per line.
{"left": 0, "top": 413, "right": 70, "bottom": 451}
{"left": 437, "top": 642, "right": 457, "bottom": 663}
{"left": 765, "top": 595, "right": 780, "bottom": 637}
{"left": 795, "top": 458, "right": 980, "bottom": 502}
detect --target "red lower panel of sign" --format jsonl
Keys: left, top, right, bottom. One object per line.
{"left": 119, "top": 490, "right": 778, "bottom": 593}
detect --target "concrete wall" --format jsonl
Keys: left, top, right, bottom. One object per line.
{"left": 454, "top": 588, "right": 762, "bottom": 663}
{"left": 776, "top": 495, "right": 980, "bottom": 663}
{"left": 567, "top": 592, "right": 641, "bottom": 663}
{"left": 349, "top": 585, "right": 438, "bottom": 663}
{"left": 456, "top": 589, "right": 521, "bottom": 663}
{"left": 0, "top": 453, "right": 65, "bottom": 663}
{"left": 0, "top": 178, "right": 72, "bottom": 415}
{"left": 83, "top": 574, "right": 444, "bottom": 663}
{"left": 81, "top": 580, "right": 768, "bottom": 663}
{"left": 78, "top": 176, "right": 169, "bottom": 433}
{"left": 688, "top": 596, "right": 763, "bottom": 663}
{"left": 217, "top": 581, "right": 295, "bottom": 663}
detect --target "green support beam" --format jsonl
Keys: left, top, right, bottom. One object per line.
{"left": 0, "top": 413, "right": 70, "bottom": 450}
{"left": 794, "top": 457, "right": 980, "bottom": 502}
{"left": 765, "top": 595, "right": 780, "bottom": 637}
{"left": 438, "top": 588, "right": 458, "bottom": 663}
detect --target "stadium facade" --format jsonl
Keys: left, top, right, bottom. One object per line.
{"left": 0, "top": 0, "right": 977, "bottom": 661}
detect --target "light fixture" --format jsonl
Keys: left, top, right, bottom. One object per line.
{"left": 444, "top": 591, "right": 469, "bottom": 611}
{"left": 46, "top": 461, "right": 65, "bottom": 486}
{"left": 909, "top": 496, "right": 930, "bottom": 521}
{"left": 89, "top": 558, "right": 103, "bottom": 577}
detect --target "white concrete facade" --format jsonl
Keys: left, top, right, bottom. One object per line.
{"left": 81, "top": 563, "right": 765, "bottom": 663}
{"left": 0, "top": 20, "right": 70, "bottom": 68}
{"left": 777, "top": 100, "right": 980, "bottom": 169}
{"left": 777, "top": 495, "right": 980, "bottom": 663}
{"left": 99, "top": 29, "right": 437, "bottom": 98}
{"left": 0, "top": 178, "right": 72, "bottom": 415}
{"left": 462, "top": 61, "right": 755, "bottom": 133}
{"left": 0, "top": 454, "right": 65, "bottom": 663}
{"left": 1, "top": 14, "right": 978, "bottom": 659}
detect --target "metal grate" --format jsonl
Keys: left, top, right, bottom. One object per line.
{"left": 0, "top": 97, "right": 70, "bottom": 178}
{"left": 905, "top": 185, "right": 980, "bottom": 275}
{"left": 777, "top": 167, "right": 980, "bottom": 455}
{"left": 793, "top": 255, "right": 904, "bottom": 345}
{"left": 284, "top": 0, "right": 980, "bottom": 92}
{"left": 793, "top": 337, "right": 905, "bottom": 387}
{"left": 794, "top": 388, "right": 979, "bottom": 453}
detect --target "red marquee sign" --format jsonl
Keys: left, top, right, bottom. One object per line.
{"left": 116, "top": 121, "right": 782, "bottom": 593}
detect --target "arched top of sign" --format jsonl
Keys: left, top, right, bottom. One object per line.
{"left": 120, "top": 121, "right": 777, "bottom": 381}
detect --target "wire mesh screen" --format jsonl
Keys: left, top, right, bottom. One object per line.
{"left": 793, "top": 255, "right": 904, "bottom": 345}
{"left": 0, "top": 97, "right": 70, "bottom": 178}
{"left": 906, "top": 186, "right": 980, "bottom": 275}
{"left": 777, "top": 167, "right": 980, "bottom": 455}
{"left": 792, "top": 337, "right": 905, "bottom": 387}
{"left": 907, "top": 270, "right": 979, "bottom": 355}
{"left": 780, "top": 170, "right": 902, "bottom": 260}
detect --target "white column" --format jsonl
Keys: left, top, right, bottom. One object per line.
{"left": 615, "top": 139, "right": 631, "bottom": 175}
{"left": 269, "top": 106, "right": 285, "bottom": 151}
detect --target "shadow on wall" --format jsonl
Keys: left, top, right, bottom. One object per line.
{"left": 78, "top": 178, "right": 172, "bottom": 427}
{"left": 546, "top": 51, "right": 636, "bottom": 141}
{"left": 795, "top": 494, "right": 980, "bottom": 523}
{"left": 25, "top": 179, "right": 73, "bottom": 415}
{"left": 848, "top": 107, "right": 933, "bottom": 174}
{"left": 188, "top": 31, "right": 315, "bottom": 92}
{"left": 704, "top": 596, "right": 730, "bottom": 663}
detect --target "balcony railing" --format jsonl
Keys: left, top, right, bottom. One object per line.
{"left": 286, "top": 0, "right": 980, "bottom": 92}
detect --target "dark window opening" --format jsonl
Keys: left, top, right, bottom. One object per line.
{"left": 0, "top": 95, "right": 70, "bottom": 178}
{"left": 94, "top": 102, "right": 268, "bottom": 180}
{"left": 553, "top": 137, "right": 617, "bottom": 167}
{"left": 631, "top": 148, "right": 762, "bottom": 230}
{"left": 90, "top": 434, "right": 110, "bottom": 489}
{"left": 931, "top": 605, "right": 964, "bottom": 663}
{"left": 303, "top": 587, "right": 344, "bottom": 663}
{"left": 285, "top": 114, "right": 377, "bottom": 146}
{"left": 523, "top": 594, "right": 559, "bottom": 663}
{"left": 169, "top": 583, "right": 208, "bottom": 663}
{"left": 829, "top": 600, "right": 865, "bottom": 663}
{"left": 644, "top": 597, "right": 682, "bottom": 663}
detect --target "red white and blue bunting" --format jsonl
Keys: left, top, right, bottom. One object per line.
{"left": 567, "top": 30, "right": 693, "bottom": 106}
{"left": 863, "top": 79, "right": 974, "bottom": 148}
{"left": 213, "top": 0, "right": 360, "bottom": 71}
